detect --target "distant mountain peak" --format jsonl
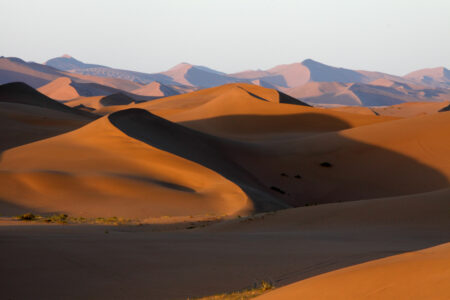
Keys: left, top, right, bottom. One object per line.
{"left": 61, "top": 54, "right": 73, "bottom": 59}
{"left": 302, "top": 58, "right": 317, "bottom": 64}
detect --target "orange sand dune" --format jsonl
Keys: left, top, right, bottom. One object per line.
{"left": 137, "top": 83, "right": 393, "bottom": 138}
{"left": 66, "top": 72, "right": 144, "bottom": 91}
{"left": 257, "top": 243, "right": 450, "bottom": 300}
{"left": 209, "top": 187, "right": 450, "bottom": 232}
{"left": 0, "top": 109, "right": 259, "bottom": 218}
{"left": 0, "top": 57, "right": 61, "bottom": 88}
{"left": 229, "top": 111, "right": 450, "bottom": 206}
{"left": 0, "top": 82, "right": 96, "bottom": 151}
{"left": 37, "top": 77, "right": 80, "bottom": 100}
{"left": 37, "top": 77, "right": 122, "bottom": 101}
{"left": 0, "top": 82, "right": 94, "bottom": 117}
{"left": 131, "top": 81, "right": 180, "bottom": 97}
{"left": 64, "top": 93, "right": 137, "bottom": 113}
{"left": 373, "top": 101, "right": 450, "bottom": 117}
{"left": 0, "top": 102, "right": 93, "bottom": 151}
{"left": 327, "top": 105, "right": 377, "bottom": 115}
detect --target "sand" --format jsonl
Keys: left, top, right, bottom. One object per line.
{"left": 0, "top": 187, "right": 448, "bottom": 299}
{"left": 0, "top": 82, "right": 96, "bottom": 150}
{"left": 1, "top": 81, "right": 449, "bottom": 300}
{"left": 137, "top": 83, "right": 393, "bottom": 139}
{"left": 372, "top": 101, "right": 450, "bottom": 117}
{"left": 0, "top": 109, "right": 251, "bottom": 218}
{"left": 131, "top": 81, "right": 180, "bottom": 97}
{"left": 257, "top": 243, "right": 450, "bottom": 300}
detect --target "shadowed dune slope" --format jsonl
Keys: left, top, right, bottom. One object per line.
{"left": 0, "top": 82, "right": 97, "bottom": 151}
{"left": 138, "top": 83, "right": 392, "bottom": 138}
{"left": 0, "top": 57, "right": 62, "bottom": 88}
{"left": 0, "top": 102, "right": 94, "bottom": 151}
{"left": 131, "top": 81, "right": 180, "bottom": 97}
{"left": 208, "top": 187, "right": 450, "bottom": 232}
{"left": 0, "top": 108, "right": 279, "bottom": 218}
{"left": 64, "top": 93, "right": 136, "bottom": 111}
{"left": 285, "top": 80, "right": 450, "bottom": 106}
{"left": 38, "top": 77, "right": 124, "bottom": 100}
{"left": 225, "top": 111, "right": 450, "bottom": 206}
{"left": 257, "top": 243, "right": 450, "bottom": 300}
{"left": 0, "top": 82, "right": 95, "bottom": 118}
{"left": 440, "top": 103, "right": 450, "bottom": 112}
{"left": 405, "top": 67, "right": 450, "bottom": 88}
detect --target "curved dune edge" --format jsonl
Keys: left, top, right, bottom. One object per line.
{"left": 37, "top": 77, "right": 80, "bottom": 101}
{"left": 205, "top": 187, "right": 450, "bottom": 232}
{"left": 0, "top": 109, "right": 251, "bottom": 219}
{"left": 136, "top": 83, "right": 396, "bottom": 138}
{"left": 256, "top": 243, "right": 450, "bottom": 300}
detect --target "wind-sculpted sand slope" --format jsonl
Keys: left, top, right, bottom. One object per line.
{"left": 37, "top": 77, "right": 125, "bottom": 100}
{"left": 257, "top": 243, "right": 450, "bottom": 300}
{"left": 138, "top": 83, "right": 393, "bottom": 138}
{"left": 0, "top": 82, "right": 96, "bottom": 117}
{"left": 233, "top": 111, "right": 450, "bottom": 206}
{"left": 0, "top": 108, "right": 286, "bottom": 218}
{"left": 0, "top": 82, "right": 97, "bottom": 151}
{"left": 1, "top": 188, "right": 448, "bottom": 299}
{"left": 208, "top": 187, "right": 450, "bottom": 232}
{"left": 372, "top": 101, "right": 450, "bottom": 117}
{"left": 64, "top": 93, "right": 137, "bottom": 113}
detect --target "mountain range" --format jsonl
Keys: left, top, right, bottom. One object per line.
{"left": 0, "top": 54, "right": 448, "bottom": 106}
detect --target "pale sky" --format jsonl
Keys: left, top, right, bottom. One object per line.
{"left": 1, "top": 0, "right": 449, "bottom": 75}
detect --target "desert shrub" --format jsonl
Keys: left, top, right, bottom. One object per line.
{"left": 17, "top": 213, "right": 36, "bottom": 221}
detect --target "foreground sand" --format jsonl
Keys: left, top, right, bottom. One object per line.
{"left": 257, "top": 243, "right": 450, "bottom": 300}
{"left": 1, "top": 188, "right": 448, "bottom": 299}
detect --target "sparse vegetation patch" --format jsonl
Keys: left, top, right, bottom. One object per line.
{"left": 190, "top": 280, "right": 274, "bottom": 300}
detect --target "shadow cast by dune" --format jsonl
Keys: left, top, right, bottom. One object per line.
{"left": 108, "top": 108, "right": 288, "bottom": 212}
{"left": 180, "top": 112, "right": 354, "bottom": 135}
{"left": 179, "top": 113, "right": 449, "bottom": 207}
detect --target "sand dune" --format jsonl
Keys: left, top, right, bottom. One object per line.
{"left": 0, "top": 57, "right": 62, "bottom": 88}
{"left": 285, "top": 80, "right": 450, "bottom": 106}
{"left": 138, "top": 83, "right": 393, "bottom": 139}
{"left": 161, "top": 62, "right": 244, "bottom": 88}
{"left": 46, "top": 55, "right": 177, "bottom": 85}
{"left": 38, "top": 77, "right": 124, "bottom": 100}
{"left": 327, "top": 106, "right": 377, "bottom": 115}
{"left": 440, "top": 103, "right": 450, "bottom": 112}
{"left": 131, "top": 81, "right": 180, "bottom": 97}
{"left": 257, "top": 243, "right": 450, "bottom": 300}
{"left": 405, "top": 66, "right": 450, "bottom": 88}
{"left": 0, "top": 82, "right": 94, "bottom": 117}
{"left": 223, "top": 110, "right": 450, "bottom": 206}
{"left": 373, "top": 101, "right": 450, "bottom": 117}
{"left": 0, "top": 102, "right": 93, "bottom": 151}
{"left": 64, "top": 92, "right": 137, "bottom": 113}
{"left": 1, "top": 185, "right": 447, "bottom": 299}
{"left": 0, "top": 75, "right": 449, "bottom": 300}
{"left": 0, "top": 108, "right": 259, "bottom": 218}
{"left": 0, "top": 82, "right": 96, "bottom": 151}
{"left": 0, "top": 56, "right": 144, "bottom": 95}
{"left": 231, "top": 59, "right": 411, "bottom": 89}
{"left": 209, "top": 187, "right": 450, "bottom": 232}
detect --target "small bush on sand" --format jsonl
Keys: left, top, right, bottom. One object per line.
{"left": 190, "top": 280, "right": 274, "bottom": 300}
{"left": 17, "top": 213, "right": 36, "bottom": 221}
